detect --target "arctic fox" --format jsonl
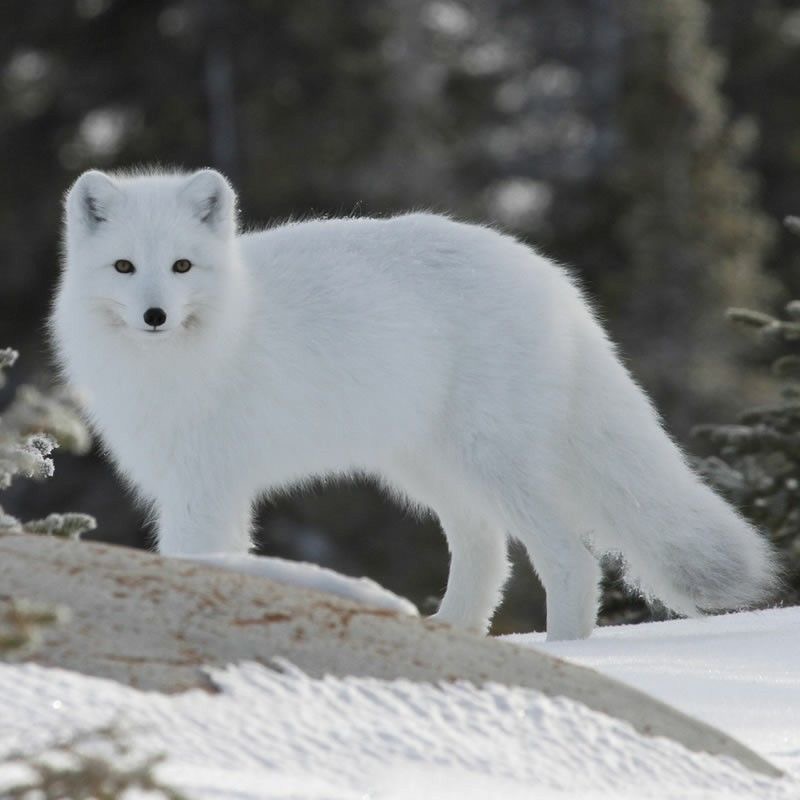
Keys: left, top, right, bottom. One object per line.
{"left": 51, "top": 167, "right": 777, "bottom": 640}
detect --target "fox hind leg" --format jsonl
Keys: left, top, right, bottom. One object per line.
{"left": 504, "top": 500, "right": 601, "bottom": 641}
{"left": 431, "top": 512, "right": 510, "bottom": 634}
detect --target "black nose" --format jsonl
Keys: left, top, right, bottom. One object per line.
{"left": 143, "top": 307, "right": 167, "bottom": 328}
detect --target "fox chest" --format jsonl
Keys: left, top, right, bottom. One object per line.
{"left": 86, "top": 371, "right": 217, "bottom": 485}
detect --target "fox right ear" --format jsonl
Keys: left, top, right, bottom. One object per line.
{"left": 179, "top": 169, "right": 236, "bottom": 232}
{"left": 66, "top": 170, "right": 121, "bottom": 232}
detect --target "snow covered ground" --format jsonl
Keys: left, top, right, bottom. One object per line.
{"left": 0, "top": 652, "right": 796, "bottom": 800}
{"left": 515, "top": 605, "right": 800, "bottom": 776}
{"left": 1, "top": 582, "right": 798, "bottom": 798}
{"left": 182, "top": 552, "right": 419, "bottom": 616}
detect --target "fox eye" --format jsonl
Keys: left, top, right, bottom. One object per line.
{"left": 172, "top": 259, "right": 192, "bottom": 274}
{"left": 114, "top": 259, "right": 135, "bottom": 274}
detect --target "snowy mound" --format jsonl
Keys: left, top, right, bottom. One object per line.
{"left": 181, "top": 552, "right": 418, "bottom": 616}
{"left": 0, "top": 659, "right": 796, "bottom": 800}
{"left": 2, "top": 534, "right": 797, "bottom": 797}
{"left": 513, "top": 605, "right": 800, "bottom": 776}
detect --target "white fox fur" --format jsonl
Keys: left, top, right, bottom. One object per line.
{"left": 51, "top": 168, "right": 778, "bottom": 640}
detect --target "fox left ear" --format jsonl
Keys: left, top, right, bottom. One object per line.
{"left": 179, "top": 169, "right": 236, "bottom": 232}
{"left": 66, "top": 170, "right": 122, "bottom": 232}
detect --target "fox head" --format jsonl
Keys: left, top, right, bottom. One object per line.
{"left": 61, "top": 168, "right": 240, "bottom": 341}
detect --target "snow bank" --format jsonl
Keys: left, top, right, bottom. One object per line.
{"left": 181, "top": 552, "right": 417, "bottom": 616}
{"left": 0, "top": 659, "right": 796, "bottom": 800}
{"left": 3, "top": 531, "right": 775, "bottom": 778}
{"left": 2, "top": 533, "right": 796, "bottom": 797}
{"left": 510, "top": 605, "right": 800, "bottom": 776}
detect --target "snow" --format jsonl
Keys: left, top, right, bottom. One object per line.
{"left": 0, "top": 657, "right": 796, "bottom": 799}
{"left": 509, "top": 605, "right": 800, "bottom": 775}
{"left": 1, "top": 594, "right": 798, "bottom": 798}
{"left": 181, "top": 552, "right": 418, "bottom": 616}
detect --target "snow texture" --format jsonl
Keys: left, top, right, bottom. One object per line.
{"left": 512, "top": 605, "right": 800, "bottom": 775}
{"left": 1, "top": 607, "right": 799, "bottom": 799}
{"left": 181, "top": 552, "right": 419, "bottom": 616}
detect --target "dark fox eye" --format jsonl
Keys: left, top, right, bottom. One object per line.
{"left": 114, "top": 259, "right": 135, "bottom": 274}
{"left": 172, "top": 259, "right": 192, "bottom": 274}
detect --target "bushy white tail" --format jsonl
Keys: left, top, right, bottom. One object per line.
{"left": 566, "top": 322, "right": 779, "bottom": 617}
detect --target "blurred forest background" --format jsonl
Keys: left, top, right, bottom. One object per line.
{"left": 3, "top": 0, "right": 800, "bottom": 633}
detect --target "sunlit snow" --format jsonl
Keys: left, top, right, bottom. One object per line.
{"left": 1, "top": 572, "right": 798, "bottom": 799}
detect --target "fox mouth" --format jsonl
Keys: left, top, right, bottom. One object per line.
{"left": 138, "top": 327, "right": 170, "bottom": 336}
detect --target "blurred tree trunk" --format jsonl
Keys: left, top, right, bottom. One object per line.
{"left": 615, "top": 0, "right": 776, "bottom": 433}
{"left": 203, "top": 0, "right": 238, "bottom": 182}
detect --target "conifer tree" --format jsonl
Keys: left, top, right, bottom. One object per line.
{"left": 693, "top": 218, "right": 800, "bottom": 600}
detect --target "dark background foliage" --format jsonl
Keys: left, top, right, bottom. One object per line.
{"left": 3, "top": 0, "right": 800, "bottom": 632}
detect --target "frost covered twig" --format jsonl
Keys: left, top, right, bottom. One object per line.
{"left": 1, "top": 725, "right": 186, "bottom": 800}
{"left": 0, "top": 346, "right": 95, "bottom": 537}
{"left": 2, "top": 384, "right": 91, "bottom": 456}
{"left": 0, "top": 598, "right": 67, "bottom": 655}
{"left": 21, "top": 512, "right": 97, "bottom": 539}
{"left": 0, "top": 433, "right": 56, "bottom": 491}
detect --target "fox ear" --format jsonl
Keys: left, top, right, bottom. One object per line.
{"left": 66, "top": 170, "right": 121, "bottom": 232}
{"left": 179, "top": 169, "right": 236, "bottom": 232}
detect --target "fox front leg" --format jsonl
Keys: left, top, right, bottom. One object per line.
{"left": 154, "top": 480, "right": 254, "bottom": 556}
